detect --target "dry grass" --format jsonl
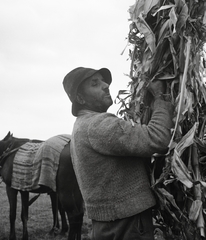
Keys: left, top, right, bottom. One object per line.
{"left": 0, "top": 183, "right": 92, "bottom": 240}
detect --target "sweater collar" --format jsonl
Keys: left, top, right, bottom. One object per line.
{"left": 77, "top": 109, "right": 97, "bottom": 117}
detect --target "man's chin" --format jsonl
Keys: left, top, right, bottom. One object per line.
{"left": 106, "top": 99, "right": 113, "bottom": 110}
{"left": 106, "top": 97, "right": 113, "bottom": 104}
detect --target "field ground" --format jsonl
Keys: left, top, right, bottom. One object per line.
{"left": 0, "top": 182, "right": 92, "bottom": 240}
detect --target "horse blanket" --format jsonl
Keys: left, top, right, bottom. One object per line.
{"left": 11, "top": 134, "right": 71, "bottom": 192}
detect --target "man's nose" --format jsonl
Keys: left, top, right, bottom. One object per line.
{"left": 102, "top": 81, "right": 109, "bottom": 89}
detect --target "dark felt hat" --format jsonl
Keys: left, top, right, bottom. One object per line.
{"left": 63, "top": 67, "right": 112, "bottom": 116}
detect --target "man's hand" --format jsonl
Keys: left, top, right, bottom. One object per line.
{"left": 147, "top": 80, "right": 166, "bottom": 99}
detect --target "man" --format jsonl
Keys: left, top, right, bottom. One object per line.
{"left": 63, "top": 67, "right": 173, "bottom": 240}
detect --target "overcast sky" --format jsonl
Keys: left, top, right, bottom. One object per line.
{"left": 0, "top": 0, "right": 135, "bottom": 140}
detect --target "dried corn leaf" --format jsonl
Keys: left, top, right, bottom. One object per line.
{"left": 171, "top": 155, "right": 193, "bottom": 188}
{"left": 189, "top": 200, "right": 203, "bottom": 221}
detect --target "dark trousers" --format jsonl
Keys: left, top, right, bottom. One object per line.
{"left": 91, "top": 208, "right": 154, "bottom": 240}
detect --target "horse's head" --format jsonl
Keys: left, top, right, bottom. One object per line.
{"left": 0, "top": 132, "right": 13, "bottom": 156}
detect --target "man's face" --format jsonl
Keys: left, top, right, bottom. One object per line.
{"left": 77, "top": 72, "right": 113, "bottom": 113}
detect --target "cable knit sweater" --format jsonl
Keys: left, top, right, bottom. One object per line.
{"left": 71, "top": 99, "right": 173, "bottom": 221}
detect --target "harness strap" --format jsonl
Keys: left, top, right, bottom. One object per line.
{"left": 29, "top": 193, "right": 41, "bottom": 206}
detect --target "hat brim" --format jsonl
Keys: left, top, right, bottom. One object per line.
{"left": 72, "top": 102, "right": 82, "bottom": 117}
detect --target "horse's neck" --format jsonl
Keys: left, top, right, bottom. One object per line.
{"left": 0, "top": 137, "right": 28, "bottom": 156}
{"left": 0, "top": 136, "right": 44, "bottom": 157}
{"left": 11, "top": 137, "right": 30, "bottom": 149}
{"left": 0, "top": 141, "right": 9, "bottom": 156}
{"left": 0, "top": 137, "right": 31, "bottom": 170}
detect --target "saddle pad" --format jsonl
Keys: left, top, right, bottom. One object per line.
{"left": 11, "top": 134, "right": 71, "bottom": 192}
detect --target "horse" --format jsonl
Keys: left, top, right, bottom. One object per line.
{"left": 0, "top": 132, "right": 84, "bottom": 240}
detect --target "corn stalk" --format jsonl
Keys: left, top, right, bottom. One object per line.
{"left": 118, "top": 0, "right": 206, "bottom": 239}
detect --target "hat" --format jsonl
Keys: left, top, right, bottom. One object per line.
{"left": 63, "top": 67, "right": 112, "bottom": 116}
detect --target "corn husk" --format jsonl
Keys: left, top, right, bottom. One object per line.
{"left": 117, "top": 0, "right": 206, "bottom": 239}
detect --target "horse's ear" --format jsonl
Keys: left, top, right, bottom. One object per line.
{"left": 3, "top": 131, "right": 12, "bottom": 141}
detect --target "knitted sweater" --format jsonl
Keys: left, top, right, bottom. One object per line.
{"left": 71, "top": 99, "right": 173, "bottom": 221}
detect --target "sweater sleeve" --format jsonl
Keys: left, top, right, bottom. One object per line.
{"left": 87, "top": 99, "right": 174, "bottom": 157}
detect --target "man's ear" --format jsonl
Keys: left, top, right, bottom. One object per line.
{"left": 76, "top": 93, "right": 85, "bottom": 105}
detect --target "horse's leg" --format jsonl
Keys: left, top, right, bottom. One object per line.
{"left": 66, "top": 188, "right": 84, "bottom": 240}
{"left": 58, "top": 192, "right": 83, "bottom": 240}
{"left": 57, "top": 143, "right": 84, "bottom": 240}
{"left": 49, "top": 191, "right": 60, "bottom": 235}
{"left": 58, "top": 198, "right": 69, "bottom": 234}
{"left": 20, "top": 191, "right": 29, "bottom": 240}
{"left": 67, "top": 211, "right": 84, "bottom": 240}
{"left": 49, "top": 191, "right": 68, "bottom": 235}
{"left": 6, "top": 186, "right": 18, "bottom": 240}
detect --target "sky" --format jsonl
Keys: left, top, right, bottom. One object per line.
{"left": 0, "top": 0, "right": 135, "bottom": 140}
